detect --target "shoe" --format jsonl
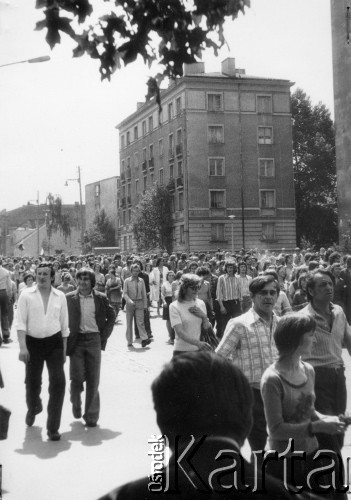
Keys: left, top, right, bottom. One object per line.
{"left": 72, "top": 406, "right": 82, "bottom": 419}
{"left": 167, "top": 339, "right": 174, "bottom": 345}
{"left": 25, "top": 411, "right": 35, "bottom": 427}
{"left": 47, "top": 430, "right": 61, "bottom": 441}
{"left": 3, "top": 338, "right": 13, "bottom": 344}
{"left": 34, "top": 402, "right": 43, "bottom": 415}
{"left": 127, "top": 344, "right": 133, "bottom": 347}
{"left": 148, "top": 334, "right": 153, "bottom": 339}
{"left": 141, "top": 339, "right": 151, "bottom": 348}
{"left": 85, "top": 421, "right": 97, "bottom": 428}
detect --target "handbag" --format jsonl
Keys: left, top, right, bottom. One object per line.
{"left": 200, "top": 324, "right": 219, "bottom": 350}
{"left": 0, "top": 405, "right": 11, "bottom": 440}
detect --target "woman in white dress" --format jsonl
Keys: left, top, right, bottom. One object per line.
{"left": 149, "top": 257, "right": 169, "bottom": 314}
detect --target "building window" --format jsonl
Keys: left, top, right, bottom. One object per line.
{"left": 122, "top": 211, "right": 126, "bottom": 226}
{"left": 129, "top": 235, "right": 132, "bottom": 249}
{"left": 180, "top": 225, "right": 184, "bottom": 243}
{"left": 209, "top": 157, "right": 224, "bottom": 176}
{"left": 95, "top": 184, "right": 100, "bottom": 197}
{"left": 134, "top": 125, "right": 138, "bottom": 140}
{"left": 211, "top": 223, "right": 225, "bottom": 241}
{"left": 143, "top": 176, "right": 147, "bottom": 191}
{"left": 121, "top": 159, "right": 125, "bottom": 172}
{"left": 149, "top": 144, "right": 154, "bottom": 159}
{"left": 257, "top": 95, "right": 272, "bottom": 114}
{"left": 210, "top": 190, "right": 225, "bottom": 209}
{"left": 120, "top": 135, "right": 125, "bottom": 149}
{"left": 150, "top": 172, "right": 154, "bottom": 184}
{"left": 261, "top": 222, "right": 276, "bottom": 241}
{"left": 178, "top": 191, "right": 184, "bottom": 211}
{"left": 159, "top": 138, "right": 164, "bottom": 157}
{"left": 126, "top": 131, "right": 130, "bottom": 145}
{"left": 142, "top": 148, "right": 147, "bottom": 161}
{"left": 170, "top": 196, "right": 175, "bottom": 213}
{"left": 260, "top": 190, "right": 275, "bottom": 209}
{"left": 259, "top": 158, "right": 275, "bottom": 177}
{"left": 148, "top": 115, "right": 153, "bottom": 132}
{"left": 142, "top": 120, "right": 147, "bottom": 136}
{"left": 208, "top": 125, "right": 224, "bottom": 144}
{"left": 134, "top": 152, "right": 139, "bottom": 166}
{"left": 170, "top": 164, "right": 174, "bottom": 179}
{"left": 169, "top": 133, "right": 174, "bottom": 156}
{"left": 159, "top": 169, "right": 164, "bottom": 185}
{"left": 158, "top": 110, "right": 163, "bottom": 126}
{"left": 127, "top": 156, "right": 131, "bottom": 168}
{"left": 122, "top": 185, "right": 126, "bottom": 198}
{"left": 135, "top": 179, "right": 139, "bottom": 194}
{"left": 128, "top": 208, "right": 131, "bottom": 222}
{"left": 207, "top": 93, "right": 222, "bottom": 111}
{"left": 124, "top": 236, "right": 127, "bottom": 249}
{"left": 176, "top": 128, "right": 182, "bottom": 145}
{"left": 168, "top": 102, "right": 173, "bottom": 121}
{"left": 177, "top": 160, "right": 183, "bottom": 177}
{"left": 258, "top": 126, "right": 273, "bottom": 144}
{"left": 176, "top": 96, "right": 181, "bottom": 115}
{"left": 127, "top": 183, "right": 131, "bottom": 196}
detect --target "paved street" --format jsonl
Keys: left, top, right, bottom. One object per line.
{"left": 1, "top": 308, "right": 351, "bottom": 499}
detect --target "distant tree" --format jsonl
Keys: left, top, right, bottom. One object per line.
{"left": 291, "top": 88, "right": 338, "bottom": 247}
{"left": 132, "top": 185, "right": 173, "bottom": 252}
{"left": 84, "top": 209, "right": 116, "bottom": 250}
{"left": 45, "top": 193, "right": 71, "bottom": 243}
{"left": 35, "top": 0, "right": 250, "bottom": 102}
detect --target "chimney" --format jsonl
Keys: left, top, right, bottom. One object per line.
{"left": 221, "top": 58, "right": 236, "bottom": 76}
{"left": 183, "top": 62, "right": 205, "bottom": 76}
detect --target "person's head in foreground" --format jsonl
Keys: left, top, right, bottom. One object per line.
{"left": 152, "top": 351, "right": 253, "bottom": 447}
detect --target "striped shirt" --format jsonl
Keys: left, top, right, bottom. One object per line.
{"left": 300, "top": 302, "right": 351, "bottom": 368}
{"left": 236, "top": 274, "right": 252, "bottom": 299}
{"left": 216, "top": 274, "right": 240, "bottom": 301}
{"left": 216, "top": 308, "right": 279, "bottom": 388}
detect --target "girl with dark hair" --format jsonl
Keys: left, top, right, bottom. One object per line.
{"left": 261, "top": 313, "right": 346, "bottom": 494}
{"left": 161, "top": 270, "right": 176, "bottom": 344}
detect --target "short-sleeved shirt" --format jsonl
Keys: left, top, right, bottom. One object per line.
{"left": 170, "top": 298, "right": 206, "bottom": 352}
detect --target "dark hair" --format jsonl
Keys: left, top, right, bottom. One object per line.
{"left": 238, "top": 262, "right": 248, "bottom": 273}
{"left": 152, "top": 352, "right": 253, "bottom": 443}
{"left": 297, "top": 272, "right": 308, "bottom": 289}
{"left": 156, "top": 257, "right": 164, "bottom": 267}
{"left": 224, "top": 260, "right": 237, "bottom": 273}
{"left": 249, "top": 275, "right": 280, "bottom": 297}
{"left": 308, "top": 260, "right": 319, "bottom": 271}
{"left": 76, "top": 267, "right": 96, "bottom": 287}
{"left": 329, "top": 251, "right": 341, "bottom": 265}
{"left": 331, "top": 262, "right": 342, "bottom": 274}
{"left": 274, "top": 313, "right": 316, "bottom": 358}
{"left": 166, "top": 270, "right": 175, "bottom": 280}
{"left": 305, "top": 269, "right": 335, "bottom": 302}
{"left": 263, "top": 269, "right": 279, "bottom": 282}
{"left": 284, "top": 254, "right": 293, "bottom": 265}
{"left": 196, "top": 266, "right": 210, "bottom": 277}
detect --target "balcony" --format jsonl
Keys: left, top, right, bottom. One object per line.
{"left": 127, "top": 196, "right": 132, "bottom": 206}
{"left": 148, "top": 157, "right": 154, "bottom": 170}
{"left": 176, "top": 176, "right": 184, "bottom": 188}
{"left": 167, "top": 178, "right": 175, "bottom": 192}
{"left": 126, "top": 168, "right": 131, "bottom": 179}
{"left": 176, "top": 144, "right": 182, "bottom": 156}
{"left": 142, "top": 161, "right": 147, "bottom": 172}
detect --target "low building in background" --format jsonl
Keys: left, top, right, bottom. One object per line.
{"left": 116, "top": 57, "right": 296, "bottom": 253}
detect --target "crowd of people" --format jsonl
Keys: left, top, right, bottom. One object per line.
{"left": 1, "top": 244, "right": 351, "bottom": 497}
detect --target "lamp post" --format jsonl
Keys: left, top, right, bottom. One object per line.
{"left": 0, "top": 55, "right": 50, "bottom": 68}
{"left": 228, "top": 215, "right": 236, "bottom": 255}
{"left": 65, "top": 166, "right": 84, "bottom": 252}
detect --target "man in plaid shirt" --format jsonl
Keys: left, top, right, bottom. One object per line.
{"left": 216, "top": 274, "right": 280, "bottom": 455}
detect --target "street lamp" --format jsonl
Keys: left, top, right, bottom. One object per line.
{"left": 228, "top": 215, "right": 236, "bottom": 255}
{"left": 65, "top": 166, "right": 84, "bottom": 252}
{"left": 0, "top": 55, "right": 50, "bottom": 68}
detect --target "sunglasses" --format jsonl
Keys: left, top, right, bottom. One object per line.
{"left": 188, "top": 284, "right": 201, "bottom": 291}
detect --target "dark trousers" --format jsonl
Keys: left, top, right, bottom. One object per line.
{"left": 134, "top": 308, "right": 152, "bottom": 337}
{"left": 25, "top": 333, "right": 65, "bottom": 432}
{"left": 217, "top": 299, "right": 241, "bottom": 338}
{"left": 7, "top": 300, "right": 14, "bottom": 331}
{"left": 70, "top": 333, "right": 101, "bottom": 424}
{"left": 0, "top": 290, "right": 9, "bottom": 339}
{"left": 247, "top": 387, "right": 267, "bottom": 455}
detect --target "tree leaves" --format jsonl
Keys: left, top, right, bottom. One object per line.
{"left": 35, "top": 0, "right": 250, "bottom": 92}
{"left": 291, "top": 88, "right": 337, "bottom": 246}
{"left": 84, "top": 209, "right": 116, "bottom": 251}
{"left": 45, "top": 193, "right": 71, "bottom": 243}
{"left": 131, "top": 185, "right": 173, "bottom": 252}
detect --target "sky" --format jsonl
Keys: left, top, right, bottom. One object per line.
{"left": 0, "top": 0, "right": 333, "bottom": 212}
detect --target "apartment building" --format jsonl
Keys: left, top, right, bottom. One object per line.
{"left": 116, "top": 58, "right": 296, "bottom": 252}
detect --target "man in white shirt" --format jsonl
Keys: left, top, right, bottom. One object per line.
{"left": 16, "top": 263, "right": 69, "bottom": 441}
